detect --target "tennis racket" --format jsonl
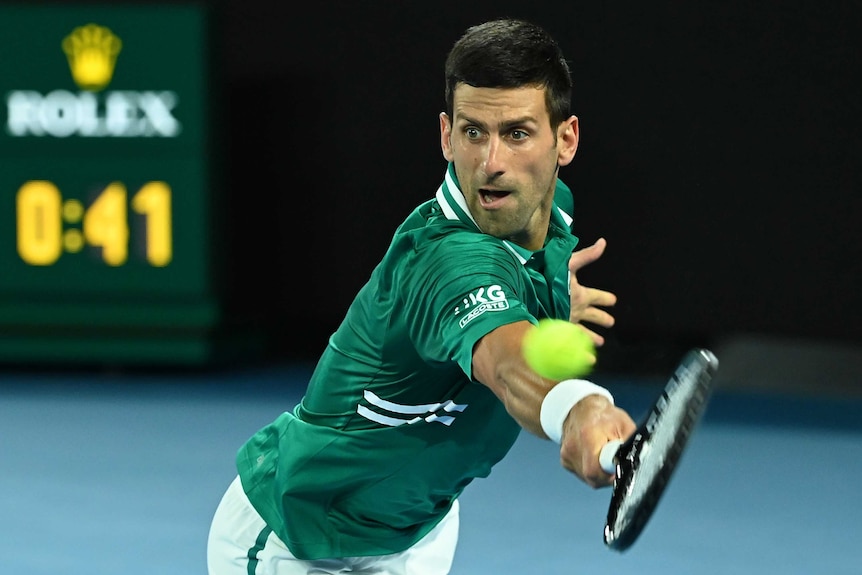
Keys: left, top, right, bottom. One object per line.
{"left": 598, "top": 348, "right": 719, "bottom": 552}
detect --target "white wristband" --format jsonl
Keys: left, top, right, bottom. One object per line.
{"left": 540, "top": 379, "right": 614, "bottom": 444}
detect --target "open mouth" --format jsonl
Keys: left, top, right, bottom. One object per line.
{"left": 480, "top": 189, "right": 511, "bottom": 206}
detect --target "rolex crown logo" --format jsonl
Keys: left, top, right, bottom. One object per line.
{"left": 62, "top": 23, "right": 122, "bottom": 92}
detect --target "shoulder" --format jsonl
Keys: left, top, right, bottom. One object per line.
{"left": 394, "top": 203, "right": 516, "bottom": 265}
{"left": 415, "top": 229, "right": 519, "bottom": 274}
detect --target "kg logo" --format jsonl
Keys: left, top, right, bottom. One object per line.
{"left": 455, "top": 285, "right": 510, "bottom": 328}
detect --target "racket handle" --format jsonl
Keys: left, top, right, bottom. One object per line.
{"left": 599, "top": 439, "right": 624, "bottom": 474}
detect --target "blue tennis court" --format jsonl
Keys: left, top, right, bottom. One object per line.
{"left": 1, "top": 345, "right": 860, "bottom": 574}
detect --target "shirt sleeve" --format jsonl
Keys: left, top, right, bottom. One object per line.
{"left": 400, "top": 235, "right": 536, "bottom": 379}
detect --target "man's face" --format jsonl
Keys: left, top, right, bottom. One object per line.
{"left": 440, "top": 84, "right": 578, "bottom": 250}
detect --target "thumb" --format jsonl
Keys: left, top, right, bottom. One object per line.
{"left": 568, "top": 237, "right": 607, "bottom": 274}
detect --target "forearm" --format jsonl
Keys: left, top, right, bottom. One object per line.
{"left": 472, "top": 321, "right": 550, "bottom": 437}
{"left": 472, "top": 320, "right": 636, "bottom": 486}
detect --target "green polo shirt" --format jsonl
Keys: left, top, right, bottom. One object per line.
{"left": 237, "top": 163, "right": 581, "bottom": 559}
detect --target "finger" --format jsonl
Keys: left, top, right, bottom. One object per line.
{"left": 577, "top": 307, "right": 615, "bottom": 329}
{"left": 570, "top": 289, "right": 617, "bottom": 319}
{"left": 577, "top": 324, "right": 606, "bottom": 347}
{"left": 568, "top": 237, "right": 607, "bottom": 274}
{"left": 585, "top": 287, "right": 617, "bottom": 308}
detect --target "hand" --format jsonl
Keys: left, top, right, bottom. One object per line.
{"left": 559, "top": 395, "right": 636, "bottom": 488}
{"left": 567, "top": 237, "right": 617, "bottom": 346}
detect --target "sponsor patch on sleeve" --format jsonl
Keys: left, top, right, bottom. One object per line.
{"left": 454, "top": 284, "right": 510, "bottom": 328}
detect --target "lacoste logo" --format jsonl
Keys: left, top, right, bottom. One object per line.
{"left": 62, "top": 23, "right": 122, "bottom": 92}
{"left": 454, "top": 284, "right": 510, "bottom": 328}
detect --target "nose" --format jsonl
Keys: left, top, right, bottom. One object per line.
{"left": 481, "top": 135, "right": 506, "bottom": 178}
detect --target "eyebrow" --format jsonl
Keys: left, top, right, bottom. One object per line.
{"left": 457, "top": 114, "right": 539, "bottom": 131}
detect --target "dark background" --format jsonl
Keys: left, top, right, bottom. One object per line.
{"left": 18, "top": 0, "right": 857, "bottom": 372}
{"left": 206, "top": 1, "right": 860, "bottom": 369}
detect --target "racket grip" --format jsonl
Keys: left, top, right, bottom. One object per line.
{"left": 599, "top": 439, "right": 623, "bottom": 474}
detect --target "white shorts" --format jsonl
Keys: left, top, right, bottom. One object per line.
{"left": 207, "top": 476, "right": 460, "bottom": 575}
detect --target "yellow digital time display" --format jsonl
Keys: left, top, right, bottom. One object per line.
{"left": 16, "top": 180, "right": 172, "bottom": 267}
{"left": 0, "top": 3, "right": 228, "bottom": 365}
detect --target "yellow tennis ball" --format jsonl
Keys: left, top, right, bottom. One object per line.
{"left": 522, "top": 319, "right": 596, "bottom": 380}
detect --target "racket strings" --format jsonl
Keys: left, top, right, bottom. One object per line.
{"left": 604, "top": 349, "right": 718, "bottom": 551}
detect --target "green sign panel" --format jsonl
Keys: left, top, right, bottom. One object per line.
{"left": 0, "top": 3, "right": 226, "bottom": 364}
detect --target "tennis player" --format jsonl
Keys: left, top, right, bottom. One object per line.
{"left": 207, "top": 18, "right": 637, "bottom": 575}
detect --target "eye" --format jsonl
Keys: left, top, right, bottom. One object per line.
{"left": 465, "top": 126, "right": 482, "bottom": 140}
{"left": 510, "top": 129, "right": 528, "bottom": 141}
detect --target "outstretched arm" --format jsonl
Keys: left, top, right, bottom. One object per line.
{"left": 472, "top": 321, "right": 635, "bottom": 488}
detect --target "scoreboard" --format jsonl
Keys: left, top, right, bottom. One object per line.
{"left": 0, "top": 3, "right": 232, "bottom": 365}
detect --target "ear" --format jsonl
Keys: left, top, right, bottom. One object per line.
{"left": 556, "top": 115, "right": 579, "bottom": 167}
{"left": 440, "top": 112, "right": 454, "bottom": 162}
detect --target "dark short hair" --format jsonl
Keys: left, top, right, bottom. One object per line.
{"left": 444, "top": 19, "right": 573, "bottom": 128}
